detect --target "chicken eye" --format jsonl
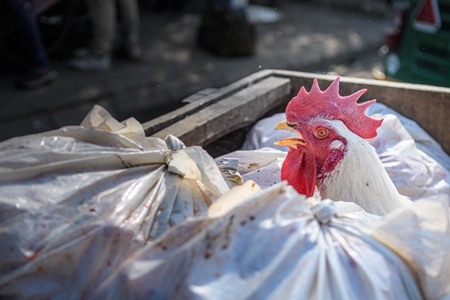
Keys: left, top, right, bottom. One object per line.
{"left": 314, "top": 128, "right": 329, "bottom": 139}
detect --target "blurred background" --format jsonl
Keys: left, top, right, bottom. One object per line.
{"left": 0, "top": 0, "right": 448, "bottom": 141}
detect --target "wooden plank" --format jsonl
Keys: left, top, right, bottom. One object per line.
{"left": 142, "top": 69, "right": 275, "bottom": 136}
{"left": 273, "top": 70, "right": 450, "bottom": 155}
{"left": 151, "top": 76, "right": 291, "bottom": 146}
{"left": 181, "top": 88, "right": 217, "bottom": 104}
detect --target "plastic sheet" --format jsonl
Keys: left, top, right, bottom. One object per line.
{"left": 361, "top": 194, "right": 450, "bottom": 300}
{"left": 0, "top": 106, "right": 229, "bottom": 299}
{"left": 93, "top": 182, "right": 450, "bottom": 300}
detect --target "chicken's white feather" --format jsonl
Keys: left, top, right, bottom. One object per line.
{"left": 318, "top": 120, "right": 412, "bottom": 215}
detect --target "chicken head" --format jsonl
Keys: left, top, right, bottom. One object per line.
{"left": 274, "top": 77, "right": 383, "bottom": 198}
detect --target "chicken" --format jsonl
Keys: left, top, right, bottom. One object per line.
{"left": 274, "top": 77, "right": 412, "bottom": 215}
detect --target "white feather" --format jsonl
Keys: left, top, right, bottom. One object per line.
{"left": 318, "top": 120, "right": 412, "bottom": 216}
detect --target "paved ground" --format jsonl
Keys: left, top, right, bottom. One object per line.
{"left": 0, "top": 0, "right": 388, "bottom": 141}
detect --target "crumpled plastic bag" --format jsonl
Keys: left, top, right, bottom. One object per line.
{"left": 240, "top": 103, "right": 450, "bottom": 201}
{"left": 215, "top": 158, "right": 245, "bottom": 188}
{"left": 368, "top": 113, "right": 449, "bottom": 200}
{"left": 0, "top": 105, "right": 229, "bottom": 299}
{"left": 92, "top": 181, "right": 450, "bottom": 300}
{"left": 360, "top": 194, "right": 450, "bottom": 300}
{"left": 216, "top": 148, "right": 285, "bottom": 189}
{"left": 366, "top": 102, "right": 450, "bottom": 171}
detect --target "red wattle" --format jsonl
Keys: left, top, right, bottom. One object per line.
{"left": 322, "top": 148, "right": 345, "bottom": 175}
{"left": 281, "top": 149, "right": 317, "bottom": 197}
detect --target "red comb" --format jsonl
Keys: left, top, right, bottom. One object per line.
{"left": 286, "top": 77, "right": 383, "bottom": 139}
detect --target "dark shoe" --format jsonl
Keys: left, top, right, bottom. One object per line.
{"left": 16, "top": 68, "right": 58, "bottom": 90}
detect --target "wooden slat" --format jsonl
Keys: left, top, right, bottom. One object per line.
{"left": 151, "top": 76, "right": 291, "bottom": 146}
{"left": 142, "top": 69, "right": 274, "bottom": 136}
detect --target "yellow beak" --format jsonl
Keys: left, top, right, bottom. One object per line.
{"left": 274, "top": 121, "right": 294, "bottom": 132}
{"left": 274, "top": 121, "right": 307, "bottom": 147}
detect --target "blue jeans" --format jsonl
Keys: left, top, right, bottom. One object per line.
{"left": 4, "top": 0, "right": 50, "bottom": 70}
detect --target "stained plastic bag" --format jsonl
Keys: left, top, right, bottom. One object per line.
{"left": 0, "top": 106, "right": 229, "bottom": 299}
{"left": 93, "top": 182, "right": 450, "bottom": 300}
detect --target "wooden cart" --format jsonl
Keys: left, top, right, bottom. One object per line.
{"left": 143, "top": 70, "right": 450, "bottom": 158}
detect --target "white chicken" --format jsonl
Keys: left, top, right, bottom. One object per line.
{"left": 272, "top": 77, "right": 414, "bottom": 215}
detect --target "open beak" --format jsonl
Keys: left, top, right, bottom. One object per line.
{"left": 274, "top": 121, "right": 307, "bottom": 148}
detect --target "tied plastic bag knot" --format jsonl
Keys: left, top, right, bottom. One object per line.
{"left": 164, "top": 134, "right": 187, "bottom": 166}
{"left": 312, "top": 199, "right": 337, "bottom": 224}
{"left": 165, "top": 134, "right": 186, "bottom": 151}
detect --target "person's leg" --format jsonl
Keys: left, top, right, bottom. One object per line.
{"left": 116, "top": 0, "right": 140, "bottom": 59}
{"left": 70, "top": 0, "right": 114, "bottom": 71}
{"left": 4, "top": 0, "right": 57, "bottom": 89}
{"left": 5, "top": 0, "right": 49, "bottom": 70}
{"left": 88, "top": 0, "right": 116, "bottom": 56}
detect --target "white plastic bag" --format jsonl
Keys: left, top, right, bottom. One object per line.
{"left": 0, "top": 106, "right": 229, "bottom": 299}
{"left": 92, "top": 182, "right": 450, "bottom": 300}
{"left": 361, "top": 195, "right": 450, "bottom": 300}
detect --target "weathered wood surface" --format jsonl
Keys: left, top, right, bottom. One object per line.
{"left": 142, "top": 70, "right": 274, "bottom": 136}
{"left": 145, "top": 69, "right": 450, "bottom": 155}
{"left": 150, "top": 76, "right": 291, "bottom": 147}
